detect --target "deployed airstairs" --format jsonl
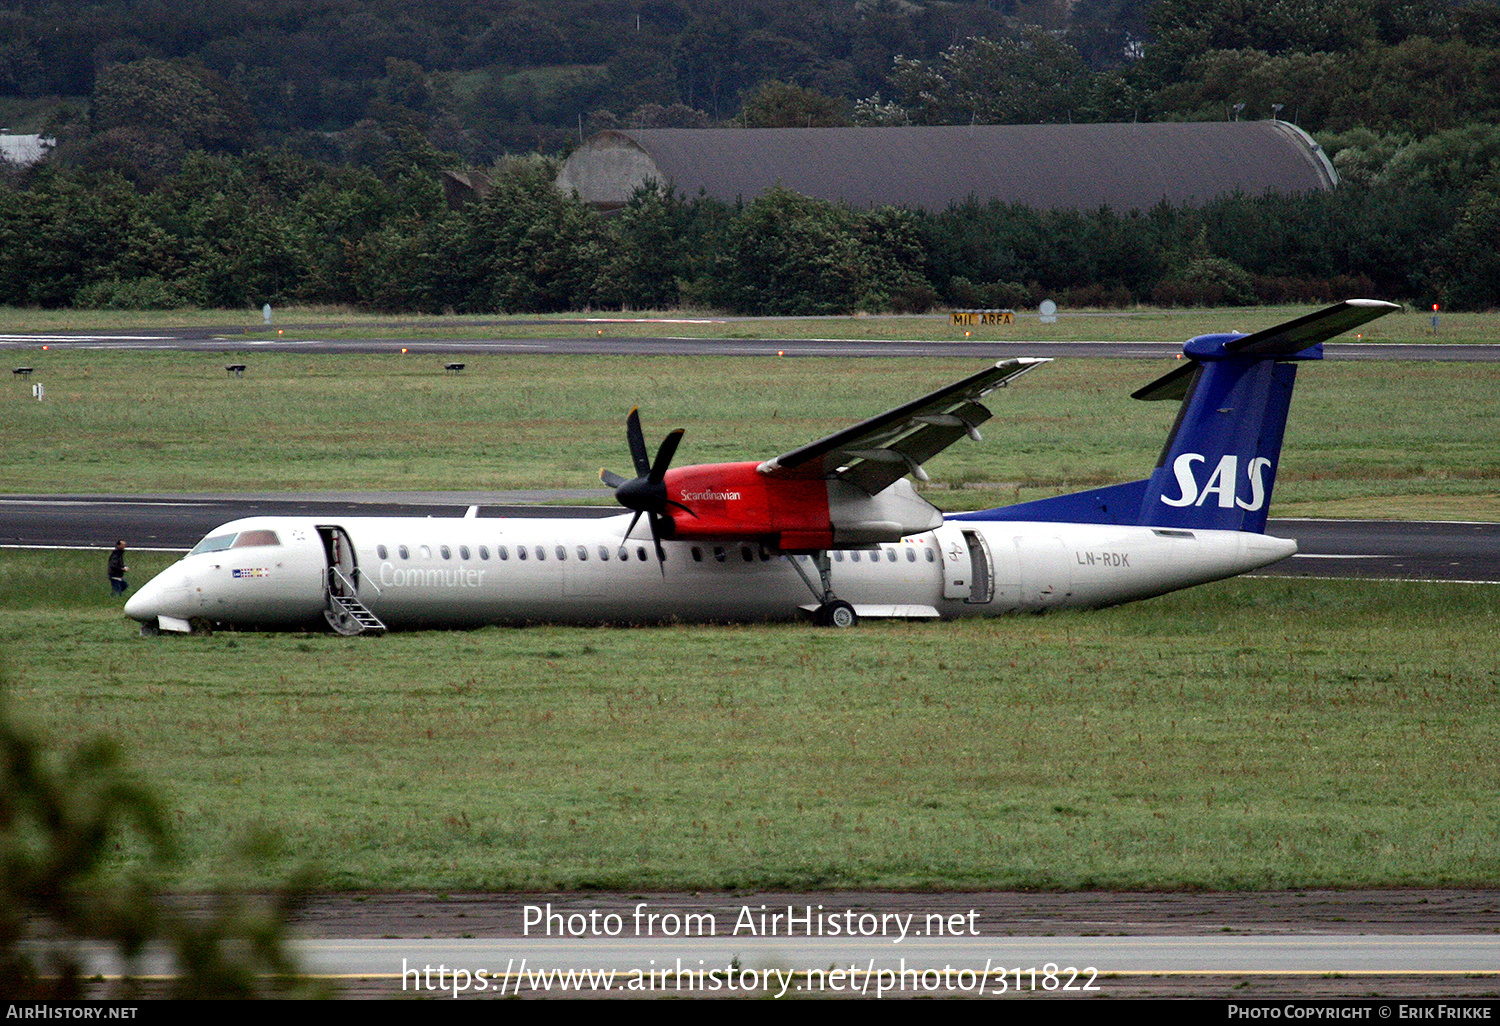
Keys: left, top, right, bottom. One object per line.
{"left": 324, "top": 566, "right": 386, "bottom": 635}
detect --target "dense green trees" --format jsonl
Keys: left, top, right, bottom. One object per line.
{"left": 2, "top": 2, "right": 1500, "bottom": 311}
{"left": 7, "top": 1, "right": 1496, "bottom": 154}
{"left": 2, "top": 139, "right": 1494, "bottom": 312}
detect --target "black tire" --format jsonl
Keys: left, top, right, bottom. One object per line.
{"left": 818, "top": 600, "right": 858, "bottom": 628}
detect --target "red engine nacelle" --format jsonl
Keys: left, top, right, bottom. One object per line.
{"left": 661, "top": 462, "right": 834, "bottom": 550}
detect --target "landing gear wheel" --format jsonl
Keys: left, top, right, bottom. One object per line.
{"left": 817, "top": 600, "right": 858, "bottom": 628}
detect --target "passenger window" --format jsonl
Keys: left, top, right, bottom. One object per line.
{"left": 377, "top": 545, "right": 388, "bottom": 560}
{"left": 419, "top": 545, "right": 432, "bottom": 559}
{"left": 887, "top": 548, "right": 897, "bottom": 562}
{"left": 578, "top": 545, "right": 588, "bottom": 561}
{"left": 518, "top": 547, "right": 528, "bottom": 561}
{"left": 557, "top": 545, "right": 567, "bottom": 561}
{"left": 713, "top": 546, "right": 726, "bottom": 563}
{"left": 479, "top": 546, "right": 489, "bottom": 560}
{"left": 740, "top": 545, "right": 753, "bottom": 562}
{"left": 692, "top": 547, "right": 702, "bottom": 562}
{"left": 535, "top": 546, "right": 546, "bottom": 561}
{"left": 498, "top": 545, "right": 508, "bottom": 560}
{"left": 441, "top": 545, "right": 452, "bottom": 560}
{"left": 618, "top": 547, "right": 629, "bottom": 561}
{"left": 460, "top": 545, "right": 471, "bottom": 560}
{"left": 399, "top": 545, "right": 409, "bottom": 560}
{"left": 926, "top": 548, "right": 936, "bottom": 562}
{"left": 834, "top": 551, "right": 844, "bottom": 562}
{"left": 599, "top": 546, "right": 610, "bottom": 560}
{"left": 906, "top": 547, "right": 916, "bottom": 562}
{"left": 636, "top": 546, "right": 647, "bottom": 561}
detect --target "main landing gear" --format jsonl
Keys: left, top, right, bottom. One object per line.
{"left": 789, "top": 551, "right": 860, "bottom": 628}
{"left": 815, "top": 600, "right": 858, "bottom": 628}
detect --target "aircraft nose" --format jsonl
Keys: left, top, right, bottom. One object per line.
{"left": 123, "top": 576, "right": 162, "bottom": 621}
{"left": 124, "top": 565, "right": 190, "bottom": 622}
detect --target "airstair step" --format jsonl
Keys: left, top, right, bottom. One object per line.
{"left": 325, "top": 594, "right": 387, "bottom": 635}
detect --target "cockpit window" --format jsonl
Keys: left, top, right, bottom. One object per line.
{"left": 189, "top": 533, "right": 237, "bottom": 556}
{"left": 189, "top": 529, "right": 280, "bottom": 556}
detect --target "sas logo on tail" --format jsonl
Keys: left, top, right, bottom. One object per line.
{"left": 1160, "top": 454, "right": 1273, "bottom": 511}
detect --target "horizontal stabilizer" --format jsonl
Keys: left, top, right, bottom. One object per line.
{"left": 1131, "top": 360, "right": 1198, "bottom": 402}
{"left": 1219, "top": 298, "right": 1401, "bottom": 358}
{"left": 1133, "top": 300, "right": 1400, "bottom": 401}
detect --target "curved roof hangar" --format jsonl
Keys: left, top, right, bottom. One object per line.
{"left": 556, "top": 122, "right": 1338, "bottom": 212}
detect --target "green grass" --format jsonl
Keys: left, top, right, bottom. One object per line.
{"left": 2, "top": 303, "right": 1497, "bottom": 892}
{"left": 3, "top": 551, "right": 1498, "bottom": 891}
{"left": 3, "top": 349, "right": 1496, "bottom": 519}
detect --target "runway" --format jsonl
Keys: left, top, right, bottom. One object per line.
{"left": 2, "top": 325, "right": 1497, "bottom": 361}
{"left": 80, "top": 934, "right": 1500, "bottom": 998}
{"left": 3, "top": 493, "right": 1496, "bottom": 584}
{"left": 75, "top": 889, "right": 1500, "bottom": 999}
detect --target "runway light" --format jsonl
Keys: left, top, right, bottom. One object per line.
{"left": 777, "top": 350, "right": 784, "bottom": 356}
{"left": 401, "top": 348, "right": 408, "bottom": 353}
{"left": 278, "top": 329, "right": 283, "bottom": 335}
{"left": 41, "top": 345, "right": 48, "bottom": 350}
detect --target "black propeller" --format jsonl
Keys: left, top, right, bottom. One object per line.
{"left": 600, "top": 408, "right": 694, "bottom": 573}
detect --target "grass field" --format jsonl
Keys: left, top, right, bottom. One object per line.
{"left": 2, "top": 303, "right": 1497, "bottom": 893}
{"left": 2, "top": 550, "right": 1497, "bottom": 891}
{"left": 3, "top": 348, "right": 1496, "bottom": 520}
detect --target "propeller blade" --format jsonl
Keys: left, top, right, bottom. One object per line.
{"left": 650, "top": 428, "right": 684, "bottom": 482}
{"left": 622, "top": 509, "right": 644, "bottom": 544}
{"left": 648, "top": 512, "right": 669, "bottom": 576}
{"left": 626, "top": 408, "right": 650, "bottom": 477}
{"left": 600, "top": 468, "right": 628, "bottom": 489}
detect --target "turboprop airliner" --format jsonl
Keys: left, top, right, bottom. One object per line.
{"left": 125, "top": 300, "right": 1398, "bottom": 634}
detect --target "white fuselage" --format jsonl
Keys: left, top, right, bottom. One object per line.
{"left": 125, "top": 513, "right": 1297, "bottom": 631}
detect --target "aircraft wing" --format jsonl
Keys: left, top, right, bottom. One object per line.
{"left": 756, "top": 358, "right": 1047, "bottom": 495}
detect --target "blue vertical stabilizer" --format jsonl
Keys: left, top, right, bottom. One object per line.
{"left": 1135, "top": 354, "right": 1301, "bottom": 533}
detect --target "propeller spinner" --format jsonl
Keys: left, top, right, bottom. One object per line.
{"left": 600, "top": 408, "right": 694, "bottom": 573}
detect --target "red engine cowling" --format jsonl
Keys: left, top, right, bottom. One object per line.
{"left": 661, "top": 462, "right": 834, "bottom": 550}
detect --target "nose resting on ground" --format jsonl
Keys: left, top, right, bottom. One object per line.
{"left": 124, "top": 564, "right": 190, "bottom": 622}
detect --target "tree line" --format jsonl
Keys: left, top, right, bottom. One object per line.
{"left": 1, "top": 128, "right": 1495, "bottom": 313}
{"left": 4, "top": 1, "right": 1499, "bottom": 159}
{"left": 2, "top": 1, "right": 1498, "bottom": 312}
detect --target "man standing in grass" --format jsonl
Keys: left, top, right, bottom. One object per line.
{"left": 108, "top": 540, "right": 129, "bottom": 596}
